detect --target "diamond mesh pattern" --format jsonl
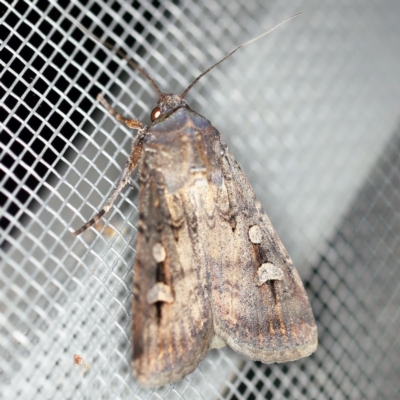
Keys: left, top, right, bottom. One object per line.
{"left": 1, "top": 0, "right": 400, "bottom": 399}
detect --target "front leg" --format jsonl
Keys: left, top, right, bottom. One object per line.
{"left": 97, "top": 94, "right": 145, "bottom": 130}
{"left": 73, "top": 96, "right": 147, "bottom": 235}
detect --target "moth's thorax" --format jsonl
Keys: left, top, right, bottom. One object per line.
{"left": 157, "top": 93, "right": 189, "bottom": 115}
{"left": 144, "top": 107, "right": 223, "bottom": 194}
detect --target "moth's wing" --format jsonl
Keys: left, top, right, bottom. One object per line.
{"left": 204, "top": 145, "right": 317, "bottom": 363}
{"left": 132, "top": 162, "right": 213, "bottom": 387}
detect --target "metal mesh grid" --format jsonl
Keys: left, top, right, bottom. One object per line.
{"left": 1, "top": 0, "right": 400, "bottom": 398}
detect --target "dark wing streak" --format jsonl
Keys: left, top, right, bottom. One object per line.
{"left": 155, "top": 172, "right": 196, "bottom": 374}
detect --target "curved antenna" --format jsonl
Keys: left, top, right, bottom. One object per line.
{"left": 66, "top": 15, "right": 163, "bottom": 99}
{"left": 181, "top": 12, "right": 302, "bottom": 99}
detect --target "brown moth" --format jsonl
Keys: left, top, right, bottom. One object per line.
{"left": 73, "top": 12, "right": 317, "bottom": 387}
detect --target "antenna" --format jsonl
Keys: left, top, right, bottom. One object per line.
{"left": 65, "top": 15, "right": 163, "bottom": 99}
{"left": 181, "top": 12, "right": 302, "bottom": 99}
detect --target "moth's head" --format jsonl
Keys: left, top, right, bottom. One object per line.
{"left": 67, "top": 12, "right": 301, "bottom": 128}
{"left": 150, "top": 93, "right": 189, "bottom": 122}
{"left": 121, "top": 14, "right": 301, "bottom": 124}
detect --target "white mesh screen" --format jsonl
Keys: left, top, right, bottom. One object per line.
{"left": 1, "top": 0, "right": 400, "bottom": 399}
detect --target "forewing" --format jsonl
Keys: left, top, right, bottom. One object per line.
{"left": 203, "top": 144, "right": 317, "bottom": 363}
{"left": 132, "top": 158, "right": 213, "bottom": 387}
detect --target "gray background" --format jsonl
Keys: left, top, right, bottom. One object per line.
{"left": 1, "top": 0, "right": 400, "bottom": 399}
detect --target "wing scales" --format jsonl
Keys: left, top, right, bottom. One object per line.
{"left": 132, "top": 161, "right": 213, "bottom": 387}
{"left": 206, "top": 146, "right": 318, "bottom": 362}
{"left": 132, "top": 108, "right": 316, "bottom": 386}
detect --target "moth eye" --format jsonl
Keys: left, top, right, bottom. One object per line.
{"left": 151, "top": 107, "right": 161, "bottom": 121}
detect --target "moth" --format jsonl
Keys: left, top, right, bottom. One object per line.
{"left": 72, "top": 13, "right": 317, "bottom": 387}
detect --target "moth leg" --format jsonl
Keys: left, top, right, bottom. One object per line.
{"left": 97, "top": 94, "right": 145, "bottom": 130}
{"left": 73, "top": 131, "right": 146, "bottom": 236}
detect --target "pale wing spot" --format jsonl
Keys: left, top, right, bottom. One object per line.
{"left": 190, "top": 167, "right": 208, "bottom": 187}
{"left": 210, "top": 335, "right": 227, "bottom": 349}
{"left": 190, "top": 167, "right": 207, "bottom": 173}
{"left": 194, "top": 179, "right": 208, "bottom": 187}
{"left": 152, "top": 243, "right": 166, "bottom": 263}
{"left": 146, "top": 282, "right": 174, "bottom": 304}
{"left": 248, "top": 225, "right": 262, "bottom": 244}
{"left": 257, "top": 263, "right": 284, "bottom": 286}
